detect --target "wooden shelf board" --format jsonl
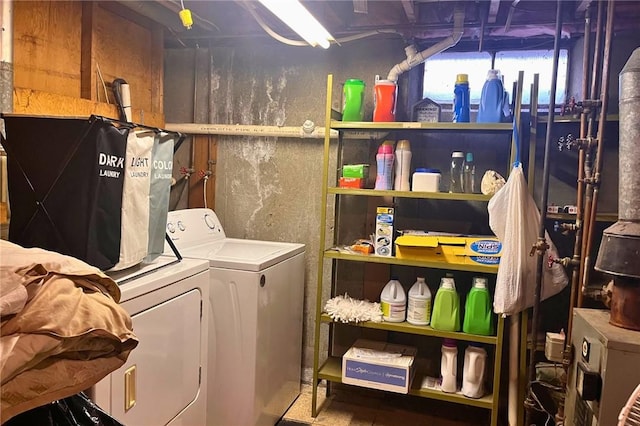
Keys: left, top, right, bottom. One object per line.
{"left": 321, "top": 314, "right": 498, "bottom": 344}
{"left": 324, "top": 251, "right": 499, "bottom": 274}
{"left": 318, "top": 357, "right": 493, "bottom": 409}
{"left": 328, "top": 187, "right": 492, "bottom": 201}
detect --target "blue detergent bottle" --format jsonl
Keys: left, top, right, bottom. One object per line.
{"left": 452, "top": 74, "right": 470, "bottom": 123}
{"left": 477, "top": 70, "right": 505, "bottom": 123}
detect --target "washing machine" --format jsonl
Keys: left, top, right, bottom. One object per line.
{"left": 88, "top": 254, "right": 210, "bottom": 426}
{"left": 166, "top": 208, "right": 305, "bottom": 426}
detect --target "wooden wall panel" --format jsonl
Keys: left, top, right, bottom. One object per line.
{"left": 13, "top": 1, "right": 164, "bottom": 124}
{"left": 14, "top": 88, "right": 165, "bottom": 129}
{"left": 13, "top": 1, "right": 82, "bottom": 98}
{"left": 93, "top": 4, "right": 158, "bottom": 114}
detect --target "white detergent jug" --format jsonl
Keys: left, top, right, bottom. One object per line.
{"left": 407, "top": 277, "right": 431, "bottom": 325}
{"left": 462, "top": 345, "right": 487, "bottom": 398}
{"left": 380, "top": 278, "right": 406, "bottom": 322}
{"left": 440, "top": 339, "right": 458, "bottom": 393}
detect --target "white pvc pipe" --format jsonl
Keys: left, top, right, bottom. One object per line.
{"left": 1, "top": 0, "right": 12, "bottom": 64}
{"left": 164, "top": 122, "right": 390, "bottom": 140}
{"left": 165, "top": 122, "right": 331, "bottom": 138}
{"left": 386, "top": 4, "right": 464, "bottom": 82}
{"left": 508, "top": 314, "right": 520, "bottom": 426}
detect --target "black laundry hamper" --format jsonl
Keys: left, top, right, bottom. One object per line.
{"left": 1, "top": 115, "right": 129, "bottom": 270}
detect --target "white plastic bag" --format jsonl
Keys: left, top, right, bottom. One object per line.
{"left": 488, "top": 164, "right": 568, "bottom": 316}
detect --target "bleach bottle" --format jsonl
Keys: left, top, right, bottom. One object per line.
{"left": 477, "top": 70, "right": 505, "bottom": 123}
{"left": 463, "top": 277, "right": 493, "bottom": 336}
{"left": 380, "top": 278, "right": 406, "bottom": 322}
{"left": 407, "top": 277, "right": 431, "bottom": 325}
{"left": 440, "top": 338, "right": 458, "bottom": 393}
{"left": 431, "top": 277, "right": 460, "bottom": 332}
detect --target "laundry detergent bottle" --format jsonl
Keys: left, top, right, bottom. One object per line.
{"left": 477, "top": 70, "right": 505, "bottom": 123}
{"left": 380, "top": 278, "right": 406, "bottom": 322}
{"left": 375, "top": 141, "right": 395, "bottom": 190}
{"left": 462, "top": 344, "right": 487, "bottom": 398}
{"left": 431, "top": 277, "right": 460, "bottom": 332}
{"left": 462, "top": 277, "right": 493, "bottom": 336}
{"left": 440, "top": 338, "right": 458, "bottom": 393}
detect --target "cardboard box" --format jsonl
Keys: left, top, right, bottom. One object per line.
{"left": 394, "top": 232, "right": 501, "bottom": 268}
{"left": 339, "top": 177, "right": 365, "bottom": 189}
{"left": 342, "top": 339, "right": 417, "bottom": 394}
{"left": 375, "top": 207, "right": 394, "bottom": 257}
{"left": 342, "top": 164, "right": 369, "bottom": 179}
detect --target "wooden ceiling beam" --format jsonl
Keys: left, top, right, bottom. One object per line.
{"left": 401, "top": 0, "right": 416, "bottom": 23}
{"left": 488, "top": 0, "right": 500, "bottom": 23}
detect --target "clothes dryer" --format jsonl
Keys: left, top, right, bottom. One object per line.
{"left": 166, "top": 208, "right": 305, "bottom": 426}
{"left": 88, "top": 256, "right": 210, "bottom": 426}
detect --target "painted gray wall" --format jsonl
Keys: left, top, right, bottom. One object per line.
{"left": 165, "top": 36, "right": 408, "bottom": 383}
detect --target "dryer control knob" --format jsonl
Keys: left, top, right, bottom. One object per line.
{"left": 167, "top": 222, "right": 176, "bottom": 233}
{"left": 204, "top": 214, "right": 216, "bottom": 230}
{"left": 177, "top": 221, "right": 185, "bottom": 231}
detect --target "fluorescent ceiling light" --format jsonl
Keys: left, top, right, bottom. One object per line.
{"left": 258, "top": 0, "right": 334, "bottom": 49}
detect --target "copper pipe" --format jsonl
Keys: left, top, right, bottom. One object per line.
{"left": 582, "top": 0, "right": 616, "bottom": 297}
{"left": 577, "top": 0, "right": 606, "bottom": 307}
{"left": 566, "top": 3, "right": 592, "bottom": 346}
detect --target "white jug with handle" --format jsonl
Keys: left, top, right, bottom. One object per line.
{"left": 440, "top": 339, "right": 458, "bottom": 393}
{"left": 462, "top": 345, "right": 487, "bottom": 398}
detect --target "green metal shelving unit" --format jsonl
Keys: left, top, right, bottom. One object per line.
{"left": 311, "top": 74, "right": 522, "bottom": 426}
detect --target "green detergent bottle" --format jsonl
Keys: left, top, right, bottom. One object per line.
{"left": 431, "top": 277, "right": 460, "bottom": 332}
{"left": 463, "top": 277, "right": 494, "bottom": 336}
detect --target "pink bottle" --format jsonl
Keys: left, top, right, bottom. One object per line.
{"left": 375, "top": 142, "right": 394, "bottom": 190}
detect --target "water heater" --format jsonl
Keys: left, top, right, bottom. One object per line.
{"left": 565, "top": 309, "right": 640, "bottom": 425}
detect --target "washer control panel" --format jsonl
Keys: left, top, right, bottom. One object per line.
{"left": 165, "top": 208, "right": 226, "bottom": 249}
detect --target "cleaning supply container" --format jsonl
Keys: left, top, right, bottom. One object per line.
{"left": 452, "top": 74, "right": 470, "bottom": 123}
{"left": 449, "top": 151, "right": 465, "bottom": 193}
{"left": 440, "top": 339, "right": 458, "bottom": 393}
{"left": 477, "top": 70, "right": 505, "bottom": 123}
{"left": 463, "top": 152, "right": 476, "bottom": 194}
{"left": 394, "top": 140, "right": 412, "bottom": 191}
{"left": 462, "top": 277, "right": 493, "bottom": 336}
{"left": 431, "top": 277, "right": 460, "bottom": 331}
{"left": 380, "top": 278, "right": 406, "bottom": 322}
{"left": 407, "top": 277, "right": 431, "bottom": 325}
{"left": 374, "top": 141, "right": 395, "bottom": 190}
{"left": 373, "top": 76, "right": 397, "bottom": 122}
{"left": 411, "top": 168, "right": 440, "bottom": 192}
{"left": 342, "top": 79, "right": 365, "bottom": 121}
{"left": 462, "top": 344, "right": 487, "bottom": 398}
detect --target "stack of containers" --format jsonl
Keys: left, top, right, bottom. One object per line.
{"left": 339, "top": 164, "right": 368, "bottom": 189}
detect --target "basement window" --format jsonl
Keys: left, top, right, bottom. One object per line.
{"left": 423, "top": 49, "right": 568, "bottom": 108}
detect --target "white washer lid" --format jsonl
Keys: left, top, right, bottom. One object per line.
{"left": 106, "top": 257, "right": 210, "bottom": 302}
{"left": 179, "top": 238, "right": 305, "bottom": 272}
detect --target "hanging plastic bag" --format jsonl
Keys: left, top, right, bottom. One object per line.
{"left": 488, "top": 164, "right": 568, "bottom": 316}
{"left": 4, "top": 392, "right": 124, "bottom": 426}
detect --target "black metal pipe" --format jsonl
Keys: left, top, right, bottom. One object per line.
{"left": 525, "top": 0, "right": 563, "bottom": 423}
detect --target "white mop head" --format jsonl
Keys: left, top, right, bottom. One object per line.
{"left": 324, "top": 293, "right": 383, "bottom": 323}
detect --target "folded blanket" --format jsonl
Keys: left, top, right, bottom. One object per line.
{"left": 0, "top": 240, "right": 138, "bottom": 423}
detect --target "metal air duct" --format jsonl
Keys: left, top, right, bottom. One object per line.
{"left": 595, "top": 47, "right": 640, "bottom": 329}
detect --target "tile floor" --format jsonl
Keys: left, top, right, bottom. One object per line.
{"left": 280, "top": 384, "right": 491, "bottom": 426}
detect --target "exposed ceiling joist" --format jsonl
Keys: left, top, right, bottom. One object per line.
{"left": 576, "top": 0, "right": 592, "bottom": 13}
{"left": 353, "top": 0, "right": 368, "bottom": 14}
{"left": 504, "top": 0, "right": 522, "bottom": 33}
{"left": 488, "top": 0, "right": 500, "bottom": 23}
{"left": 401, "top": 0, "right": 416, "bottom": 23}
